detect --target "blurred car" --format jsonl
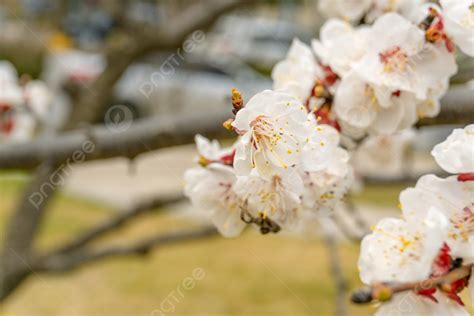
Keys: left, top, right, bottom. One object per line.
{"left": 199, "top": 15, "right": 312, "bottom": 71}
{"left": 42, "top": 49, "right": 271, "bottom": 122}
{"left": 113, "top": 55, "right": 271, "bottom": 118}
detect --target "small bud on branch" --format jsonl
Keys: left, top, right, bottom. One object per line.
{"left": 222, "top": 118, "right": 234, "bottom": 131}
{"left": 351, "top": 264, "right": 473, "bottom": 305}
{"left": 231, "top": 88, "right": 244, "bottom": 115}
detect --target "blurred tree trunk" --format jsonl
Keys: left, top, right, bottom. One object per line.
{"left": 0, "top": 0, "right": 251, "bottom": 302}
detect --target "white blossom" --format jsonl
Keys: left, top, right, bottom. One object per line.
{"left": 317, "top": 0, "right": 427, "bottom": 24}
{"left": 0, "top": 63, "right": 29, "bottom": 142}
{"left": 296, "top": 115, "right": 352, "bottom": 216}
{"left": 374, "top": 292, "right": 469, "bottom": 316}
{"left": 0, "top": 79, "right": 23, "bottom": 109}
{"left": 401, "top": 175, "right": 474, "bottom": 260}
{"left": 232, "top": 90, "right": 310, "bottom": 177}
{"left": 24, "top": 80, "right": 53, "bottom": 123}
{"left": 312, "top": 19, "right": 369, "bottom": 77}
{"left": 358, "top": 208, "right": 448, "bottom": 284}
{"left": 0, "top": 61, "right": 54, "bottom": 142}
{"left": 354, "top": 13, "right": 456, "bottom": 101}
{"left": 300, "top": 124, "right": 352, "bottom": 215}
{"left": 0, "top": 61, "right": 18, "bottom": 84}
{"left": 272, "top": 39, "right": 321, "bottom": 102}
{"left": 317, "top": 0, "right": 372, "bottom": 23}
{"left": 333, "top": 71, "right": 418, "bottom": 135}
{"left": 233, "top": 169, "right": 303, "bottom": 231}
{"left": 184, "top": 162, "right": 245, "bottom": 238}
{"left": 366, "top": 0, "right": 427, "bottom": 23}
{"left": 440, "top": 0, "right": 474, "bottom": 57}
{"left": 332, "top": 13, "right": 457, "bottom": 135}
{"left": 194, "top": 134, "right": 235, "bottom": 166}
{"left": 354, "top": 129, "right": 415, "bottom": 178}
{"left": 431, "top": 125, "right": 474, "bottom": 174}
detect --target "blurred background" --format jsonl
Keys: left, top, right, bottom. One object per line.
{"left": 0, "top": 0, "right": 472, "bottom": 315}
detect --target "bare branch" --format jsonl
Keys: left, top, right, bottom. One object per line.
{"left": 0, "top": 0, "right": 250, "bottom": 300}
{"left": 351, "top": 264, "right": 473, "bottom": 304}
{"left": 320, "top": 218, "right": 348, "bottom": 316}
{"left": 65, "top": 0, "right": 253, "bottom": 128}
{"left": 0, "top": 109, "right": 232, "bottom": 170}
{"left": 0, "top": 162, "right": 57, "bottom": 300}
{"left": 35, "top": 226, "right": 218, "bottom": 273}
{"left": 342, "top": 198, "right": 370, "bottom": 238}
{"left": 1, "top": 83, "right": 472, "bottom": 170}
{"left": 49, "top": 194, "right": 184, "bottom": 255}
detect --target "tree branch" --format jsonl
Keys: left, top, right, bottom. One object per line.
{"left": 49, "top": 194, "right": 184, "bottom": 256}
{"left": 0, "top": 109, "right": 232, "bottom": 170}
{"left": 320, "top": 218, "right": 348, "bottom": 316}
{"left": 65, "top": 0, "right": 253, "bottom": 128}
{"left": 0, "top": 162, "right": 57, "bottom": 300}
{"left": 1, "top": 83, "right": 473, "bottom": 170}
{"left": 351, "top": 264, "right": 473, "bottom": 304}
{"left": 0, "top": 0, "right": 249, "bottom": 301}
{"left": 35, "top": 226, "right": 218, "bottom": 273}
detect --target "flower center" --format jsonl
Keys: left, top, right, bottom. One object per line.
{"left": 386, "top": 0, "right": 398, "bottom": 12}
{"left": 219, "top": 182, "right": 239, "bottom": 212}
{"left": 0, "top": 103, "right": 14, "bottom": 134}
{"left": 250, "top": 116, "right": 281, "bottom": 147}
{"left": 249, "top": 115, "right": 291, "bottom": 169}
{"left": 379, "top": 47, "right": 408, "bottom": 73}
{"left": 449, "top": 204, "right": 474, "bottom": 242}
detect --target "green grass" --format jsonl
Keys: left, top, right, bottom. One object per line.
{"left": 351, "top": 182, "right": 414, "bottom": 208}
{"left": 0, "top": 174, "right": 471, "bottom": 316}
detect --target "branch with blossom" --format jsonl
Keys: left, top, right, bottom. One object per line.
{"left": 182, "top": 3, "right": 474, "bottom": 315}
{"left": 352, "top": 125, "right": 474, "bottom": 314}
{"left": 352, "top": 263, "right": 473, "bottom": 304}
{"left": 184, "top": 2, "right": 474, "bottom": 238}
{"left": 0, "top": 61, "right": 52, "bottom": 142}
{"left": 0, "top": 0, "right": 254, "bottom": 302}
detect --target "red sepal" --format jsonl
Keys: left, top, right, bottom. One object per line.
{"left": 458, "top": 173, "right": 474, "bottom": 182}
{"left": 417, "top": 288, "right": 438, "bottom": 303}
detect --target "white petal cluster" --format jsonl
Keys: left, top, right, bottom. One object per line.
{"left": 271, "top": 39, "right": 322, "bottom": 102}
{"left": 432, "top": 124, "right": 474, "bottom": 174}
{"left": 184, "top": 90, "right": 352, "bottom": 236}
{"left": 353, "top": 129, "right": 415, "bottom": 178}
{"left": 333, "top": 13, "right": 457, "bottom": 135}
{"left": 401, "top": 175, "right": 474, "bottom": 260}
{"left": 232, "top": 90, "right": 310, "bottom": 177}
{"left": 273, "top": 10, "right": 460, "bottom": 137}
{"left": 317, "top": 0, "right": 427, "bottom": 23}
{"left": 358, "top": 126, "right": 474, "bottom": 313}
{"left": 359, "top": 209, "right": 448, "bottom": 284}
{"left": 311, "top": 20, "right": 370, "bottom": 77}
{"left": 440, "top": 0, "right": 474, "bottom": 57}
{"left": 0, "top": 61, "right": 53, "bottom": 143}
{"left": 375, "top": 292, "right": 469, "bottom": 316}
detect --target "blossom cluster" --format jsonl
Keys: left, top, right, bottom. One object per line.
{"left": 358, "top": 125, "right": 474, "bottom": 314}
{"left": 318, "top": 0, "right": 474, "bottom": 57}
{"left": 0, "top": 61, "right": 52, "bottom": 142}
{"left": 184, "top": 3, "right": 471, "bottom": 240}
{"left": 274, "top": 5, "right": 472, "bottom": 137}
{"left": 184, "top": 89, "right": 352, "bottom": 236}
{"left": 317, "top": 0, "right": 427, "bottom": 23}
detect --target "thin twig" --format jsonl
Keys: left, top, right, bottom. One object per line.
{"left": 342, "top": 198, "right": 370, "bottom": 238}
{"left": 35, "top": 226, "right": 218, "bottom": 272}
{"left": 351, "top": 264, "right": 474, "bottom": 304}
{"left": 320, "top": 218, "right": 348, "bottom": 316}
{"left": 47, "top": 194, "right": 185, "bottom": 256}
{"left": 0, "top": 110, "right": 232, "bottom": 170}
